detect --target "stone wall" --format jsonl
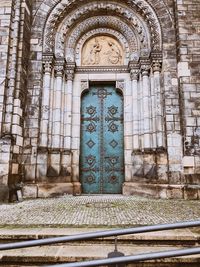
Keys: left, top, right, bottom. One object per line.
{"left": 0, "top": 0, "right": 12, "bottom": 201}
{"left": 175, "top": 0, "right": 200, "bottom": 199}
{"left": 0, "top": 0, "right": 32, "bottom": 201}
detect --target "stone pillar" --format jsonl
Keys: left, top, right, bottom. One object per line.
{"left": 64, "top": 64, "right": 75, "bottom": 150}
{"left": 52, "top": 59, "right": 65, "bottom": 148}
{"left": 3, "top": 0, "right": 21, "bottom": 135}
{"left": 150, "top": 70, "right": 157, "bottom": 149}
{"left": 40, "top": 55, "right": 54, "bottom": 147}
{"left": 152, "top": 61, "right": 165, "bottom": 148}
{"left": 141, "top": 64, "right": 152, "bottom": 149}
{"left": 72, "top": 79, "right": 89, "bottom": 194}
{"left": 61, "top": 64, "right": 75, "bottom": 187}
{"left": 130, "top": 67, "right": 140, "bottom": 151}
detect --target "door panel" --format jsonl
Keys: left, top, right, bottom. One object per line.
{"left": 80, "top": 85, "right": 124, "bottom": 194}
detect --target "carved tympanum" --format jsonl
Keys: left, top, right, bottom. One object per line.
{"left": 82, "top": 36, "right": 124, "bottom": 66}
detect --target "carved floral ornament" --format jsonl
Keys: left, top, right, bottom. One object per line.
{"left": 43, "top": 0, "right": 162, "bottom": 58}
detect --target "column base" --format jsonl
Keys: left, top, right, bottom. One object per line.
{"left": 73, "top": 182, "right": 82, "bottom": 195}
{"left": 123, "top": 182, "right": 200, "bottom": 200}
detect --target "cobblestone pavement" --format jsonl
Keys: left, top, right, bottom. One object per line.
{"left": 0, "top": 195, "right": 200, "bottom": 227}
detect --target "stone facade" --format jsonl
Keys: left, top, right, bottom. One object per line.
{"left": 0, "top": 0, "right": 199, "bottom": 202}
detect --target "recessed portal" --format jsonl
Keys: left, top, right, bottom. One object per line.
{"left": 80, "top": 84, "right": 124, "bottom": 194}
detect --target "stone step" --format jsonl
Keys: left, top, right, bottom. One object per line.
{"left": 0, "top": 243, "right": 200, "bottom": 267}
{"left": 0, "top": 228, "right": 199, "bottom": 266}
{"left": 0, "top": 227, "right": 199, "bottom": 246}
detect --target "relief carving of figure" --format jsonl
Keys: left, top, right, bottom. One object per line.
{"left": 106, "top": 41, "right": 122, "bottom": 65}
{"left": 83, "top": 38, "right": 102, "bottom": 65}
{"left": 82, "top": 36, "right": 123, "bottom": 66}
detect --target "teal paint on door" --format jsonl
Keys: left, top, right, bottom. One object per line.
{"left": 80, "top": 85, "right": 124, "bottom": 194}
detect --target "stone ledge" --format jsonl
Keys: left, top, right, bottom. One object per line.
{"left": 0, "top": 227, "right": 198, "bottom": 244}
{"left": 123, "top": 182, "right": 200, "bottom": 200}
{"left": 0, "top": 244, "right": 199, "bottom": 265}
{"left": 38, "top": 183, "right": 74, "bottom": 198}
{"left": 22, "top": 183, "right": 74, "bottom": 199}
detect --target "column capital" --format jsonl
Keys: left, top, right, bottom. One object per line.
{"left": 42, "top": 53, "right": 55, "bottom": 74}
{"left": 152, "top": 61, "right": 162, "bottom": 73}
{"left": 129, "top": 61, "right": 140, "bottom": 80}
{"left": 55, "top": 58, "right": 65, "bottom": 77}
{"left": 141, "top": 64, "right": 151, "bottom": 77}
{"left": 151, "top": 50, "right": 162, "bottom": 73}
{"left": 140, "top": 57, "right": 151, "bottom": 77}
{"left": 130, "top": 69, "right": 140, "bottom": 80}
{"left": 65, "top": 62, "right": 75, "bottom": 81}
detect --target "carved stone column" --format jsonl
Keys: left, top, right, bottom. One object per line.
{"left": 52, "top": 59, "right": 65, "bottom": 148}
{"left": 64, "top": 63, "right": 75, "bottom": 150}
{"left": 141, "top": 63, "right": 152, "bottom": 149}
{"left": 152, "top": 61, "right": 165, "bottom": 148}
{"left": 40, "top": 54, "right": 54, "bottom": 147}
{"left": 130, "top": 66, "right": 140, "bottom": 151}
{"left": 71, "top": 79, "right": 89, "bottom": 194}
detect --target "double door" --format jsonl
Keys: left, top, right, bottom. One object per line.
{"left": 80, "top": 85, "right": 124, "bottom": 194}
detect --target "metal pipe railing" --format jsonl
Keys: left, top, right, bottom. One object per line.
{"left": 0, "top": 220, "right": 200, "bottom": 251}
{"left": 44, "top": 247, "right": 200, "bottom": 267}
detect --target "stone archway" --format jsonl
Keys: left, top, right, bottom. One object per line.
{"left": 37, "top": 0, "right": 165, "bottom": 196}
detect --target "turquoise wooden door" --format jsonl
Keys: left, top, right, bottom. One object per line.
{"left": 80, "top": 85, "right": 124, "bottom": 194}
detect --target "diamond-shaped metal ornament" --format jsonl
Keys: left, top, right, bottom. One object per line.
{"left": 109, "top": 139, "right": 118, "bottom": 148}
{"left": 86, "top": 139, "right": 96, "bottom": 148}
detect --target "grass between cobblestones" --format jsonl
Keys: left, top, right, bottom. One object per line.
{"left": 0, "top": 195, "right": 199, "bottom": 227}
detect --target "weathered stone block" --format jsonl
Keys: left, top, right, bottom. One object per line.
{"left": 183, "top": 156, "right": 195, "bottom": 167}
{"left": 167, "top": 186, "right": 184, "bottom": 199}
{"left": 38, "top": 183, "right": 73, "bottom": 198}
{"left": 178, "top": 61, "right": 191, "bottom": 77}
{"left": 22, "top": 184, "right": 38, "bottom": 199}
{"left": 184, "top": 186, "right": 199, "bottom": 200}
{"left": 24, "top": 164, "right": 36, "bottom": 181}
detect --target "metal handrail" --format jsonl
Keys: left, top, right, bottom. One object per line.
{"left": 0, "top": 220, "right": 200, "bottom": 251}
{"left": 44, "top": 247, "right": 200, "bottom": 267}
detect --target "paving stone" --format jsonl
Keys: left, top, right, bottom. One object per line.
{"left": 0, "top": 195, "right": 199, "bottom": 227}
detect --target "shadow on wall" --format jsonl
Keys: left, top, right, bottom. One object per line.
{"left": 0, "top": 184, "right": 9, "bottom": 203}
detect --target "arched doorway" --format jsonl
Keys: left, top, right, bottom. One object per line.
{"left": 80, "top": 84, "right": 124, "bottom": 194}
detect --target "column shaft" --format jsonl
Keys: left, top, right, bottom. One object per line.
{"left": 154, "top": 67, "right": 165, "bottom": 148}
{"left": 151, "top": 74, "right": 157, "bottom": 149}
{"left": 40, "top": 61, "right": 52, "bottom": 147}
{"left": 64, "top": 79, "right": 73, "bottom": 149}
{"left": 52, "top": 67, "right": 64, "bottom": 148}
{"left": 141, "top": 67, "right": 152, "bottom": 149}
{"left": 138, "top": 77, "right": 144, "bottom": 150}
{"left": 131, "top": 71, "right": 140, "bottom": 151}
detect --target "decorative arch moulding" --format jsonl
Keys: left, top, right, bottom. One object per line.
{"left": 54, "top": 2, "right": 149, "bottom": 48}
{"left": 54, "top": 14, "right": 148, "bottom": 58}
{"left": 42, "top": 0, "right": 162, "bottom": 57}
